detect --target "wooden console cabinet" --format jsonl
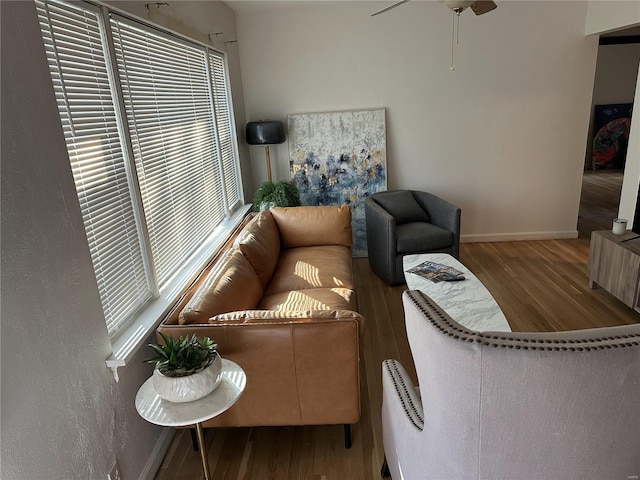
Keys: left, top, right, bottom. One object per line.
{"left": 588, "top": 230, "right": 640, "bottom": 312}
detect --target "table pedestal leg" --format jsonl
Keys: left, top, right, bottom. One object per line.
{"left": 195, "top": 422, "right": 211, "bottom": 480}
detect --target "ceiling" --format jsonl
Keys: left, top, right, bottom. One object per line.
{"left": 225, "top": 1, "right": 330, "bottom": 15}
{"left": 224, "top": 2, "right": 640, "bottom": 39}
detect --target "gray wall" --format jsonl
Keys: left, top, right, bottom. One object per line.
{"left": 0, "top": 1, "right": 245, "bottom": 479}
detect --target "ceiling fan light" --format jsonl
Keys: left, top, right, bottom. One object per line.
{"left": 440, "top": 0, "right": 476, "bottom": 12}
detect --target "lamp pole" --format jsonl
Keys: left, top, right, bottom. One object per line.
{"left": 245, "top": 120, "right": 286, "bottom": 183}
{"left": 265, "top": 145, "right": 273, "bottom": 182}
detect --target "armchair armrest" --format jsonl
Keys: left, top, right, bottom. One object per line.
{"left": 381, "top": 359, "right": 424, "bottom": 480}
{"left": 365, "top": 196, "right": 397, "bottom": 284}
{"left": 412, "top": 191, "right": 461, "bottom": 258}
{"left": 382, "top": 359, "right": 424, "bottom": 432}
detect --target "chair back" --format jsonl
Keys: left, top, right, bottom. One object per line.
{"left": 399, "top": 290, "right": 640, "bottom": 479}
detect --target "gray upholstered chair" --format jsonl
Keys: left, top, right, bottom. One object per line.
{"left": 365, "top": 190, "right": 461, "bottom": 285}
{"left": 381, "top": 290, "right": 640, "bottom": 480}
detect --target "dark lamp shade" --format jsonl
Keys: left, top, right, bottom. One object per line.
{"left": 246, "top": 121, "right": 286, "bottom": 145}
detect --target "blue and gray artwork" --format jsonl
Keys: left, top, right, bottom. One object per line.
{"left": 288, "top": 109, "right": 387, "bottom": 257}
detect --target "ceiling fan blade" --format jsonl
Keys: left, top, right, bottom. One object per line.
{"left": 470, "top": 1, "right": 497, "bottom": 15}
{"left": 371, "top": 0, "right": 412, "bottom": 17}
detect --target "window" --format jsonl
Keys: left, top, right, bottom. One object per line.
{"left": 36, "top": 0, "right": 243, "bottom": 343}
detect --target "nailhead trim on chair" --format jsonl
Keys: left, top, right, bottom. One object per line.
{"left": 383, "top": 359, "right": 424, "bottom": 430}
{"left": 406, "top": 290, "right": 640, "bottom": 351}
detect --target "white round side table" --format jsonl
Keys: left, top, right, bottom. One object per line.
{"left": 135, "top": 359, "right": 246, "bottom": 480}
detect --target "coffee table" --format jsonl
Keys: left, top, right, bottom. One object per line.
{"left": 135, "top": 359, "right": 246, "bottom": 480}
{"left": 403, "top": 253, "right": 511, "bottom": 332}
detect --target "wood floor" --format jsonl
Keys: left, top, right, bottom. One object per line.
{"left": 577, "top": 170, "right": 624, "bottom": 239}
{"left": 155, "top": 171, "right": 638, "bottom": 479}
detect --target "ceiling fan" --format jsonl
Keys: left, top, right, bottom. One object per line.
{"left": 371, "top": 1, "right": 497, "bottom": 18}
{"left": 371, "top": 1, "right": 497, "bottom": 70}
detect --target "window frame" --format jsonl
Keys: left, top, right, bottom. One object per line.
{"left": 36, "top": 0, "right": 248, "bottom": 380}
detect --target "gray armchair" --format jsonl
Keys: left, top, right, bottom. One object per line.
{"left": 365, "top": 190, "right": 461, "bottom": 285}
{"left": 381, "top": 290, "right": 640, "bottom": 479}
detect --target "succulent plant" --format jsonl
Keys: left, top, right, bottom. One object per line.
{"left": 144, "top": 333, "right": 218, "bottom": 377}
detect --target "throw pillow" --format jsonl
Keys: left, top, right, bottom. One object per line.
{"left": 234, "top": 210, "right": 281, "bottom": 289}
{"left": 373, "top": 191, "right": 430, "bottom": 224}
{"left": 179, "top": 248, "right": 263, "bottom": 324}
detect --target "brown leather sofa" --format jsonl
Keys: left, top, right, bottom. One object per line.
{"left": 157, "top": 205, "right": 363, "bottom": 445}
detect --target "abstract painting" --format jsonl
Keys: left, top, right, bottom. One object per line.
{"left": 288, "top": 109, "right": 387, "bottom": 257}
{"left": 592, "top": 103, "right": 633, "bottom": 170}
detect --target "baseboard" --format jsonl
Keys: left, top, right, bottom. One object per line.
{"left": 138, "top": 427, "right": 175, "bottom": 480}
{"left": 461, "top": 230, "right": 579, "bottom": 243}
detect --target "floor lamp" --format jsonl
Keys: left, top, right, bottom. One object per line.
{"left": 246, "top": 120, "right": 286, "bottom": 182}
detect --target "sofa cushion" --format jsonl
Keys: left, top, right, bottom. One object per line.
{"left": 234, "top": 210, "right": 281, "bottom": 289}
{"left": 265, "top": 245, "right": 354, "bottom": 295}
{"left": 259, "top": 287, "right": 356, "bottom": 312}
{"left": 396, "top": 222, "right": 453, "bottom": 254}
{"left": 179, "top": 248, "right": 263, "bottom": 324}
{"left": 270, "top": 205, "right": 352, "bottom": 248}
{"left": 374, "top": 191, "right": 430, "bottom": 225}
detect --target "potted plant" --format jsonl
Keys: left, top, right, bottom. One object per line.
{"left": 144, "top": 333, "right": 223, "bottom": 403}
{"left": 252, "top": 180, "right": 301, "bottom": 211}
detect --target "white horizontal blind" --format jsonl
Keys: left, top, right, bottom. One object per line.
{"left": 209, "top": 52, "right": 241, "bottom": 210}
{"left": 37, "top": 0, "right": 243, "bottom": 341}
{"left": 36, "top": 0, "right": 152, "bottom": 339}
{"left": 111, "top": 18, "right": 227, "bottom": 288}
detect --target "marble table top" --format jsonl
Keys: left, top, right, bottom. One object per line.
{"left": 403, "top": 253, "right": 511, "bottom": 332}
{"left": 135, "top": 359, "right": 246, "bottom": 427}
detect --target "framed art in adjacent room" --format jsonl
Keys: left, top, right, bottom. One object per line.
{"left": 592, "top": 103, "right": 633, "bottom": 170}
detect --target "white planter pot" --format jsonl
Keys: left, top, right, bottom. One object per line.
{"left": 152, "top": 354, "right": 223, "bottom": 403}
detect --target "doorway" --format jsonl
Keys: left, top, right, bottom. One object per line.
{"left": 578, "top": 171, "right": 624, "bottom": 239}
{"left": 578, "top": 30, "right": 640, "bottom": 240}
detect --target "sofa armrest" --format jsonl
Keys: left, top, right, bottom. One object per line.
{"left": 365, "top": 196, "right": 397, "bottom": 283}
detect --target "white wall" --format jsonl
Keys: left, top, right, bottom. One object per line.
{"left": 236, "top": 1, "right": 599, "bottom": 241}
{"left": 586, "top": 1, "right": 640, "bottom": 35}
{"left": 618, "top": 61, "right": 640, "bottom": 224}
{"left": 592, "top": 44, "right": 640, "bottom": 104}
{"left": 0, "top": 2, "right": 245, "bottom": 479}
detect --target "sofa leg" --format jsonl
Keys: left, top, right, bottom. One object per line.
{"left": 190, "top": 427, "right": 199, "bottom": 452}
{"left": 381, "top": 456, "right": 391, "bottom": 477}
{"left": 344, "top": 424, "right": 352, "bottom": 449}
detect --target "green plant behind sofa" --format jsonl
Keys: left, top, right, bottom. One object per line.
{"left": 252, "top": 180, "right": 301, "bottom": 211}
